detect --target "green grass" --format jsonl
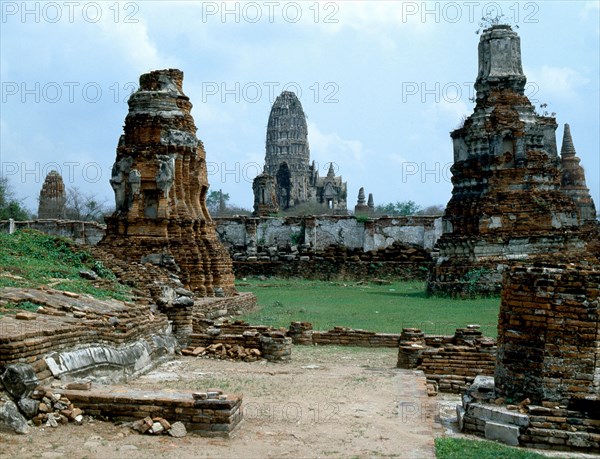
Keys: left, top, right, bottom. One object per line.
{"left": 237, "top": 278, "right": 500, "bottom": 336}
{"left": 435, "top": 438, "right": 548, "bottom": 459}
{"left": 0, "top": 230, "right": 132, "bottom": 306}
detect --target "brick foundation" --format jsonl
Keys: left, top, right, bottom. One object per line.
{"left": 52, "top": 387, "right": 243, "bottom": 437}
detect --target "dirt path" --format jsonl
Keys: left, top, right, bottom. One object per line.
{"left": 1, "top": 346, "right": 435, "bottom": 458}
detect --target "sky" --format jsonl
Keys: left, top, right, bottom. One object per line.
{"left": 1, "top": 1, "right": 599, "bottom": 214}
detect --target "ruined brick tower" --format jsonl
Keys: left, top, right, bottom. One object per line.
{"left": 560, "top": 123, "right": 596, "bottom": 222}
{"left": 37, "top": 170, "right": 66, "bottom": 219}
{"left": 427, "top": 25, "right": 595, "bottom": 296}
{"left": 254, "top": 91, "right": 347, "bottom": 214}
{"left": 252, "top": 170, "right": 279, "bottom": 216}
{"left": 99, "top": 69, "right": 235, "bottom": 296}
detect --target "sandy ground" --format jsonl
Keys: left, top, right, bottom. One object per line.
{"left": 1, "top": 346, "right": 436, "bottom": 459}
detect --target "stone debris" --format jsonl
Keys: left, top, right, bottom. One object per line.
{"left": 29, "top": 389, "right": 86, "bottom": 427}
{"left": 0, "top": 384, "right": 87, "bottom": 434}
{"left": 79, "top": 270, "right": 99, "bottom": 281}
{"left": 65, "top": 380, "right": 92, "bottom": 391}
{"left": 130, "top": 416, "right": 185, "bottom": 437}
{"left": 168, "top": 421, "right": 187, "bottom": 438}
{"left": 0, "top": 363, "right": 39, "bottom": 399}
{"left": 182, "top": 343, "right": 262, "bottom": 362}
{"left": 0, "top": 399, "right": 30, "bottom": 434}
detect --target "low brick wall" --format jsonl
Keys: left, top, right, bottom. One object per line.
{"left": 190, "top": 333, "right": 261, "bottom": 350}
{"left": 53, "top": 387, "right": 243, "bottom": 437}
{"left": 419, "top": 344, "right": 496, "bottom": 393}
{"left": 234, "top": 260, "right": 430, "bottom": 281}
{"left": 312, "top": 327, "right": 400, "bottom": 347}
{"left": 397, "top": 326, "right": 497, "bottom": 394}
{"left": 189, "top": 319, "right": 498, "bottom": 392}
{"left": 189, "top": 331, "right": 292, "bottom": 362}
{"left": 523, "top": 404, "right": 600, "bottom": 450}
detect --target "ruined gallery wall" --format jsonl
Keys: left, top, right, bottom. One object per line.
{"left": 215, "top": 215, "right": 443, "bottom": 252}
{"left": 1, "top": 215, "right": 443, "bottom": 252}
{"left": 0, "top": 219, "right": 106, "bottom": 245}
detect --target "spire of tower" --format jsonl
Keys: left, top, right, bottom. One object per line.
{"left": 367, "top": 193, "right": 374, "bottom": 210}
{"left": 357, "top": 187, "right": 366, "bottom": 205}
{"left": 561, "top": 123, "right": 577, "bottom": 158}
{"left": 327, "top": 162, "right": 335, "bottom": 178}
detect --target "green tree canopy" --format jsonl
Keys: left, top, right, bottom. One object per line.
{"left": 374, "top": 200, "right": 421, "bottom": 216}
{"left": 0, "top": 177, "right": 31, "bottom": 220}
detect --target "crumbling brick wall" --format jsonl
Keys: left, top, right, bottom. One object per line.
{"left": 495, "top": 263, "right": 600, "bottom": 405}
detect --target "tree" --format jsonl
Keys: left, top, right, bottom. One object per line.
{"left": 374, "top": 200, "right": 421, "bottom": 216}
{"left": 417, "top": 204, "right": 445, "bottom": 216}
{"left": 206, "top": 190, "right": 230, "bottom": 216}
{"left": 205, "top": 190, "right": 251, "bottom": 217}
{"left": 0, "top": 177, "right": 31, "bottom": 220}
{"left": 65, "top": 187, "right": 111, "bottom": 223}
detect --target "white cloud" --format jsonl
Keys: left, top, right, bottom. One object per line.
{"left": 98, "top": 20, "right": 165, "bottom": 72}
{"left": 527, "top": 65, "right": 589, "bottom": 101}
{"left": 307, "top": 122, "right": 365, "bottom": 167}
{"left": 319, "top": 2, "right": 433, "bottom": 33}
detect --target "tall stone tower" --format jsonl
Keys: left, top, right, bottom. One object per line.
{"left": 99, "top": 69, "right": 235, "bottom": 296}
{"left": 265, "top": 91, "right": 311, "bottom": 209}
{"left": 38, "top": 170, "right": 66, "bottom": 219}
{"left": 427, "top": 25, "right": 593, "bottom": 296}
{"left": 256, "top": 90, "right": 348, "bottom": 215}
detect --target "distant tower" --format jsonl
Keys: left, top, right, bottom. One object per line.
{"left": 560, "top": 124, "right": 596, "bottom": 221}
{"left": 354, "top": 187, "right": 369, "bottom": 216}
{"left": 38, "top": 170, "right": 66, "bottom": 219}
{"left": 265, "top": 91, "right": 310, "bottom": 209}
{"left": 258, "top": 90, "right": 348, "bottom": 214}
{"left": 367, "top": 193, "right": 375, "bottom": 213}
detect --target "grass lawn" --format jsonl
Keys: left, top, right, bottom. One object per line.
{"left": 0, "top": 230, "right": 132, "bottom": 308}
{"left": 237, "top": 277, "right": 501, "bottom": 337}
{"left": 435, "top": 438, "right": 548, "bottom": 459}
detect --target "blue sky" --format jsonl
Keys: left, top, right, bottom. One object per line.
{"left": 1, "top": 1, "right": 598, "bottom": 213}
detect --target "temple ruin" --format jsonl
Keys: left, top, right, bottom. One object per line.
{"left": 428, "top": 25, "right": 596, "bottom": 296}
{"left": 99, "top": 69, "right": 235, "bottom": 296}
{"left": 253, "top": 91, "right": 348, "bottom": 215}
{"left": 37, "top": 170, "right": 66, "bottom": 219}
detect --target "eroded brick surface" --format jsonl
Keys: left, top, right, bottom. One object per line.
{"left": 98, "top": 69, "right": 235, "bottom": 296}
{"left": 428, "top": 25, "right": 597, "bottom": 297}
